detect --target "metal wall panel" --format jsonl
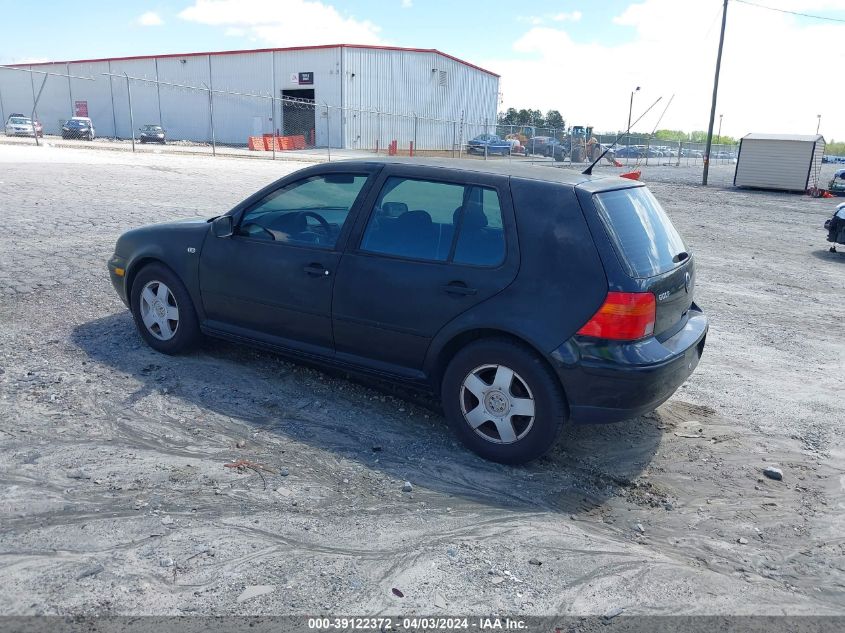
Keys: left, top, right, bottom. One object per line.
{"left": 0, "top": 65, "right": 37, "bottom": 125}
{"left": 107, "top": 58, "right": 159, "bottom": 138}
{"left": 154, "top": 55, "right": 211, "bottom": 142}
{"left": 67, "top": 61, "right": 115, "bottom": 137}
{"left": 210, "top": 51, "right": 274, "bottom": 145}
{"left": 341, "top": 47, "right": 498, "bottom": 150}
{"left": 273, "top": 47, "right": 342, "bottom": 148}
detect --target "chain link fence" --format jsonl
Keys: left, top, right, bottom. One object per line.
{"left": 2, "top": 65, "right": 742, "bottom": 185}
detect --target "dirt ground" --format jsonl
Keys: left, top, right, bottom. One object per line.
{"left": 0, "top": 144, "right": 843, "bottom": 618}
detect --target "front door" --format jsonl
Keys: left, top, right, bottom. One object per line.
{"left": 332, "top": 167, "right": 519, "bottom": 373}
{"left": 199, "top": 171, "right": 371, "bottom": 354}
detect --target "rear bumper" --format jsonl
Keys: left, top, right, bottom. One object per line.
{"left": 550, "top": 305, "right": 708, "bottom": 424}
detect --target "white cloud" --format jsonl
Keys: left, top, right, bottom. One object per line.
{"left": 401, "top": 0, "right": 413, "bottom": 8}
{"left": 224, "top": 27, "right": 246, "bottom": 36}
{"left": 179, "top": 0, "right": 384, "bottom": 46}
{"left": 551, "top": 11, "right": 582, "bottom": 22}
{"left": 137, "top": 11, "right": 164, "bottom": 26}
{"left": 488, "top": 0, "right": 845, "bottom": 140}
{"left": 519, "top": 10, "right": 582, "bottom": 25}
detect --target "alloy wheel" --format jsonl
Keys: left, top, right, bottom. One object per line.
{"left": 459, "top": 364, "right": 536, "bottom": 444}
{"left": 139, "top": 280, "right": 180, "bottom": 341}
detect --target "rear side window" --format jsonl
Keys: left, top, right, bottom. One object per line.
{"left": 594, "top": 187, "right": 686, "bottom": 278}
{"left": 360, "top": 177, "right": 505, "bottom": 266}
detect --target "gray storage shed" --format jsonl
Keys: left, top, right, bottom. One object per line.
{"left": 734, "top": 133, "right": 825, "bottom": 192}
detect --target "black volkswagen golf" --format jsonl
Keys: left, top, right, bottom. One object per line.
{"left": 108, "top": 159, "right": 707, "bottom": 464}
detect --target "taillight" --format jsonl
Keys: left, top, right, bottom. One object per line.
{"left": 577, "top": 291, "right": 656, "bottom": 340}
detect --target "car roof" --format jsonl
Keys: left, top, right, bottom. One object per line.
{"left": 331, "top": 157, "right": 638, "bottom": 189}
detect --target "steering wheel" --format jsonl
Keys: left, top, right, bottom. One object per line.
{"left": 297, "top": 211, "right": 332, "bottom": 238}
{"left": 240, "top": 222, "right": 276, "bottom": 240}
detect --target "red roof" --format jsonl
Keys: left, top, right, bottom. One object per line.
{"left": 20, "top": 44, "right": 499, "bottom": 78}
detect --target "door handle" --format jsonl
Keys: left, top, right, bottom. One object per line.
{"left": 442, "top": 282, "right": 477, "bottom": 296}
{"left": 303, "top": 263, "right": 330, "bottom": 277}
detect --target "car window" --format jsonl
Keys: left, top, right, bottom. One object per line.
{"left": 237, "top": 174, "right": 367, "bottom": 249}
{"left": 360, "top": 176, "right": 505, "bottom": 266}
{"left": 594, "top": 186, "right": 687, "bottom": 279}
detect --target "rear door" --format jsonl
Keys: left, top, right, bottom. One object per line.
{"left": 331, "top": 166, "right": 519, "bottom": 374}
{"left": 589, "top": 185, "right": 695, "bottom": 338}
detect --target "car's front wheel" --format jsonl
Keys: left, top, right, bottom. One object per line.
{"left": 130, "top": 263, "right": 200, "bottom": 354}
{"left": 442, "top": 338, "right": 566, "bottom": 464}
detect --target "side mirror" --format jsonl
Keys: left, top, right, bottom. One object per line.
{"left": 212, "top": 215, "right": 234, "bottom": 238}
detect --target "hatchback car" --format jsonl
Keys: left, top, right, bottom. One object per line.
{"left": 108, "top": 159, "right": 707, "bottom": 464}
{"left": 139, "top": 124, "right": 166, "bottom": 144}
{"left": 62, "top": 117, "right": 95, "bottom": 140}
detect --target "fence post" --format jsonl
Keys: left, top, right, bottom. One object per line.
{"left": 325, "top": 103, "right": 331, "bottom": 162}
{"left": 125, "top": 73, "right": 135, "bottom": 153}
{"left": 202, "top": 83, "right": 215, "bottom": 157}
{"left": 31, "top": 73, "right": 48, "bottom": 147}
{"left": 270, "top": 95, "right": 276, "bottom": 161}
{"left": 458, "top": 111, "right": 464, "bottom": 159}
{"left": 452, "top": 121, "right": 456, "bottom": 158}
{"left": 413, "top": 113, "right": 418, "bottom": 157}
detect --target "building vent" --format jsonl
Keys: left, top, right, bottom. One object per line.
{"left": 439, "top": 70, "right": 447, "bottom": 87}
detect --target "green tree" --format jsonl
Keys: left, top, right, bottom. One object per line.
{"left": 545, "top": 109, "right": 564, "bottom": 129}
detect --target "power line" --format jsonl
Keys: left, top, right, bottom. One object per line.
{"left": 733, "top": 0, "right": 845, "bottom": 24}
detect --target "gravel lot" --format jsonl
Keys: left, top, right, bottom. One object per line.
{"left": 0, "top": 144, "right": 843, "bottom": 617}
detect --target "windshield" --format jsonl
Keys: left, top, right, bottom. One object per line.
{"left": 143, "top": 126, "right": 163, "bottom": 131}
{"left": 594, "top": 186, "right": 687, "bottom": 279}
{"left": 10, "top": 117, "right": 29, "bottom": 125}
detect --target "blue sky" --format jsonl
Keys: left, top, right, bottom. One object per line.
{"left": 0, "top": 0, "right": 638, "bottom": 63}
{"left": 2, "top": 0, "right": 844, "bottom": 139}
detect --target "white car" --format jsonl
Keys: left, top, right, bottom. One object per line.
{"left": 5, "top": 115, "right": 37, "bottom": 137}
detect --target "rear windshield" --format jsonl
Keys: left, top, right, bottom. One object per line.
{"left": 594, "top": 186, "right": 687, "bottom": 278}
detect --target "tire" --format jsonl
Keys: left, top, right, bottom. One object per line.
{"left": 441, "top": 338, "right": 566, "bottom": 464}
{"left": 130, "top": 263, "right": 201, "bottom": 354}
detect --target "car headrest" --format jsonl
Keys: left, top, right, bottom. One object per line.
{"left": 382, "top": 201, "right": 409, "bottom": 217}
{"left": 396, "top": 209, "right": 433, "bottom": 230}
{"left": 453, "top": 203, "right": 488, "bottom": 230}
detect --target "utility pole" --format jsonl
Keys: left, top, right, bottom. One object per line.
{"left": 702, "top": 0, "right": 728, "bottom": 186}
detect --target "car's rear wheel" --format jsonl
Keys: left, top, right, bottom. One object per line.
{"left": 442, "top": 338, "right": 566, "bottom": 464}
{"left": 130, "top": 263, "right": 200, "bottom": 354}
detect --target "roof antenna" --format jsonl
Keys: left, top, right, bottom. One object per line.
{"left": 583, "top": 96, "right": 663, "bottom": 176}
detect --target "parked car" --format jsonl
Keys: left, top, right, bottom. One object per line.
{"left": 466, "top": 134, "right": 511, "bottom": 156}
{"left": 139, "top": 124, "right": 166, "bottom": 144}
{"left": 4, "top": 115, "right": 42, "bottom": 137}
{"left": 525, "top": 136, "right": 559, "bottom": 156}
{"left": 108, "top": 159, "right": 707, "bottom": 464}
{"left": 615, "top": 146, "right": 643, "bottom": 158}
{"left": 62, "top": 117, "right": 95, "bottom": 140}
{"left": 829, "top": 168, "right": 845, "bottom": 196}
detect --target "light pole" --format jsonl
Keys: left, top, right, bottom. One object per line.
{"left": 717, "top": 114, "right": 723, "bottom": 142}
{"left": 626, "top": 86, "right": 640, "bottom": 164}
{"left": 627, "top": 86, "right": 640, "bottom": 131}
{"left": 816, "top": 114, "right": 821, "bottom": 135}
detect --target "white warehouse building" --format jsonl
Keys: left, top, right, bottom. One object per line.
{"left": 0, "top": 44, "right": 500, "bottom": 150}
